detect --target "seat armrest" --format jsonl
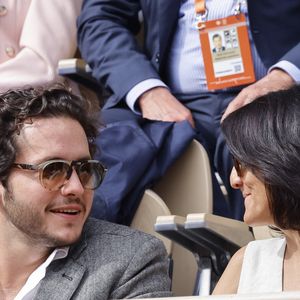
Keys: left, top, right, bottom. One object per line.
{"left": 155, "top": 215, "right": 210, "bottom": 257}
{"left": 156, "top": 214, "right": 254, "bottom": 277}
{"left": 58, "top": 58, "right": 101, "bottom": 94}
{"left": 185, "top": 213, "right": 254, "bottom": 247}
{"left": 155, "top": 214, "right": 253, "bottom": 294}
{"left": 155, "top": 215, "right": 213, "bottom": 295}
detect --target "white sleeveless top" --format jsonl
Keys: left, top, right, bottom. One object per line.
{"left": 238, "top": 237, "right": 286, "bottom": 293}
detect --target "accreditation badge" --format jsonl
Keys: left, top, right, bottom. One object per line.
{"left": 199, "top": 14, "right": 255, "bottom": 90}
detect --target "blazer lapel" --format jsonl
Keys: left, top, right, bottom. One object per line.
{"left": 35, "top": 240, "right": 88, "bottom": 299}
{"left": 159, "top": 0, "right": 181, "bottom": 66}
{"left": 35, "top": 261, "right": 86, "bottom": 300}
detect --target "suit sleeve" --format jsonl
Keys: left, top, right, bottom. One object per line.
{"left": 280, "top": 43, "right": 300, "bottom": 70}
{"left": 270, "top": 44, "right": 300, "bottom": 83}
{"left": 110, "top": 235, "right": 172, "bottom": 298}
{"left": 0, "top": 0, "right": 82, "bottom": 92}
{"left": 77, "top": 0, "right": 161, "bottom": 103}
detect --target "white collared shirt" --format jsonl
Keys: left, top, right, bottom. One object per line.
{"left": 14, "top": 247, "right": 69, "bottom": 300}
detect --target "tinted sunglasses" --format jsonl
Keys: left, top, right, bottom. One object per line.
{"left": 12, "top": 159, "right": 107, "bottom": 191}
{"left": 232, "top": 157, "right": 245, "bottom": 177}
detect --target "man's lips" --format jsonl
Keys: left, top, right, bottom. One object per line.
{"left": 49, "top": 205, "right": 84, "bottom": 215}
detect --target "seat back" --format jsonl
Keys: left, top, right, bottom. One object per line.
{"left": 130, "top": 189, "right": 172, "bottom": 255}
{"left": 153, "top": 139, "right": 213, "bottom": 215}
{"left": 152, "top": 139, "right": 213, "bottom": 296}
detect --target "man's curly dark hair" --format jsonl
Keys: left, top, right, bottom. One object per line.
{"left": 0, "top": 85, "right": 100, "bottom": 185}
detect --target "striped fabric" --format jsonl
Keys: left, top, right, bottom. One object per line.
{"left": 166, "top": 0, "right": 267, "bottom": 96}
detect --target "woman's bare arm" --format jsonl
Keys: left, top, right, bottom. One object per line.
{"left": 212, "top": 246, "right": 246, "bottom": 294}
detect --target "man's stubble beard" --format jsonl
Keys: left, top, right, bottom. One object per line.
{"left": 2, "top": 187, "right": 83, "bottom": 248}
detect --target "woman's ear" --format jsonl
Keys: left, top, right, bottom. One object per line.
{"left": 0, "top": 183, "right": 4, "bottom": 206}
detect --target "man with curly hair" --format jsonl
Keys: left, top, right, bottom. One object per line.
{"left": 0, "top": 86, "right": 171, "bottom": 299}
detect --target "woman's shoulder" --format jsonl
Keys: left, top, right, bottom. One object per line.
{"left": 212, "top": 246, "right": 246, "bottom": 294}
{"left": 212, "top": 238, "right": 285, "bottom": 295}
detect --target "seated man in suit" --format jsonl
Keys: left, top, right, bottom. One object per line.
{"left": 0, "top": 86, "right": 171, "bottom": 299}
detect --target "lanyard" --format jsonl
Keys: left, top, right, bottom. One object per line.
{"left": 194, "top": 0, "right": 206, "bottom": 14}
{"left": 194, "top": 0, "right": 243, "bottom": 29}
{"left": 194, "top": 0, "right": 208, "bottom": 28}
{"left": 234, "top": 0, "right": 243, "bottom": 15}
{"left": 194, "top": 0, "right": 244, "bottom": 18}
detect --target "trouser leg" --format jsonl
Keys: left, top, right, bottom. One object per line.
{"left": 182, "top": 92, "right": 244, "bottom": 220}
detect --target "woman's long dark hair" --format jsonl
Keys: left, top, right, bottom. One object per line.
{"left": 222, "top": 86, "right": 300, "bottom": 230}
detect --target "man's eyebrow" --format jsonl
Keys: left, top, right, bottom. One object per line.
{"left": 77, "top": 156, "right": 93, "bottom": 161}
{"left": 29, "top": 156, "right": 92, "bottom": 164}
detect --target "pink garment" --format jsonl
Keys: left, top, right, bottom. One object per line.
{"left": 0, "top": 0, "right": 82, "bottom": 92}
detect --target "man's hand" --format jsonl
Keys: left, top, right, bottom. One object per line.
{"left": 138, "top": 87, "right": 195, "bottom": 128}
{"left": 222, "top": 69, "right": 295, "bottom": 121}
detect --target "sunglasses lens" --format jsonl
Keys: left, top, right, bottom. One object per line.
{"left": 78, "top": 161, "right": 106, "bottom": 190}
{"left": 41, "top": 161, "right": 69, "bottom": 191}
{"left": 40, "top": 160, "right": 106, "bottom": 191}
{"left": 233, "top": 157, "right": 246, "bottom": 177}
{"left": 233, "top": 158, "right": 239, "bottom": 175}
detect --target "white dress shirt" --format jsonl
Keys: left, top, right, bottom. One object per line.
{"left": 14, "top": 247, "right": 69, "bottom": 300}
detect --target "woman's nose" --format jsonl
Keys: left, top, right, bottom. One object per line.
{"left": 230, "top": 167, "right": 243, "bottom": 189}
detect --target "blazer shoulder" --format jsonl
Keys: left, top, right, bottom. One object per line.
{"left": 82, "top": 217, "right": 165, "bottom": 252}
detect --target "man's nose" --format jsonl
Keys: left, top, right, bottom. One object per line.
{"left": 61, "top": 168, "right": 85, "bottom": 196}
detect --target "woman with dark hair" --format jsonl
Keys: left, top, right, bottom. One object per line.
{"left": 213, "top": 85, "right": 300, "bottom": 294}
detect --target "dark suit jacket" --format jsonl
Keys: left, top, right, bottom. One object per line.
{"left": 35, "top": 218, "right": 171, "bottom": 299}
{"left": 77, "top": 0, "right": 300, "bottom": 109}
